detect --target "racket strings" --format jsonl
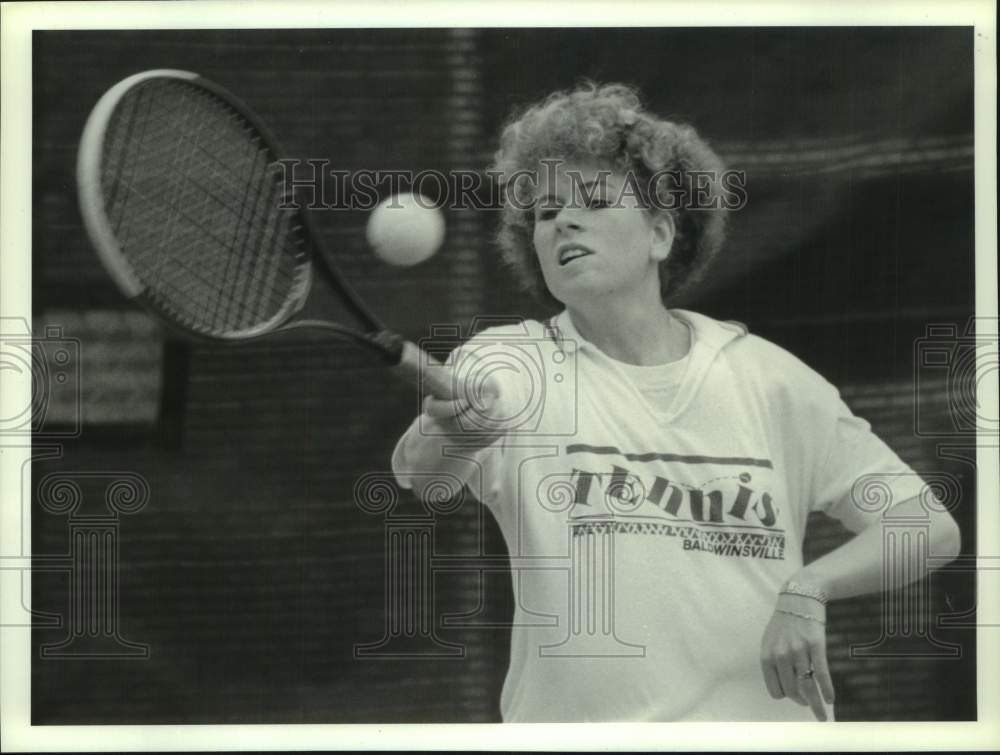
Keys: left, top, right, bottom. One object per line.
{"left": 153, "top": 87, "right": 299, "bottom": 329}
{"left": 100, "top": 79, "right": 307, "bottom": 336}
{"left": 103, "top": 98, "right": 294, "bottom": 331}
{"left": 215, "top": 143, "right": 290, "bottom": 332}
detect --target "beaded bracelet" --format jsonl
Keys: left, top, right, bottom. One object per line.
{"left": 776, "top": 607, "right": 826, "bottom": 625}
{"left": 781, "top": 580, "right": 830, "bottom": 605}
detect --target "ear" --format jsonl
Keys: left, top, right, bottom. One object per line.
{"left": 649, "top": 211, "right": 676, "bottom": 263}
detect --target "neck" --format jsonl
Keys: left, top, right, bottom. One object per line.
{"left": 565, "top": 296, "right": 690, "bottom": 365}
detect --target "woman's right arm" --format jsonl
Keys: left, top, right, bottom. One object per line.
{"left": 392, "top": 390, "right": 506, "bottom": 502}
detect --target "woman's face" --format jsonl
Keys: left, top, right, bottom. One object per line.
{"left": 532, "top": 157, "right": 673, "bottom": 308}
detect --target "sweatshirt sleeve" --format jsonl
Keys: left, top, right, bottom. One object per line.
{"left": 808, "top": 388, "right": 928, "bottom": 532}
{"left": 750, "top": 336, "right": 929, "bottom": 533}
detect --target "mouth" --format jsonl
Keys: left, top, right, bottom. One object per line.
{"left": 557, "top": 243, "right": 595, "bottom": 266}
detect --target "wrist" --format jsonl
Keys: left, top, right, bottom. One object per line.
{"left": 781, "top": 573, "right": 831, "bottom": 606}
{"left": 775, "top": 590, "right": 827, "bottom": 622}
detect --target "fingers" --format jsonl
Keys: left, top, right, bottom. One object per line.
{"left": 422, "top": 392, "right": 506, "bottom": 442}
{"left": 422, "top": 394, "right": 497, "bottom": 421}
{"left": 423, "top": 379, "right": 507, "bottom": 436}
{"left": 761, "top": 595, "right": 838, "bottom": 720}
{"left": 761, "top": 643, "right": 835, "bottom": 720}
{"left": 422, "top": 393, "right": 470, "bottom": 420}
{"left": 796, "top": 635, "right": 834, "bottom": 721}
{"left": 769, "top": 650, "right": 829, "bottom": 716}
{"left": 761, "top": 629, "right": 836, "bottom": 713}
{"left": 422, "top": 396, "right": 475, "bottom": 438}
{"left": 762, "top": 660, "right": 784, "bottom": 700}
{"left": 796, "top": 664, "right": 828, "bottom": 722}
{"left": 775, "top": 650, "right": 808, "bottom": 707}
{"left": 811, "top": 646, "right": 836, "bottom": 706}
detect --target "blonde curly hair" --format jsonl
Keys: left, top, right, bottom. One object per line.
{"left": 491, "top": 82, "right": 729, "bottom": 305}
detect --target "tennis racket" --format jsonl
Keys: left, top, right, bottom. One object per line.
{"left": 76, "top": 69, "right": 454, "bottom": 399}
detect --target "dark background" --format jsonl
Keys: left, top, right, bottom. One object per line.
{"left": 31, "top": 27, "right": 976, "bottom": 723}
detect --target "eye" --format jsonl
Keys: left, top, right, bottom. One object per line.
{"left": 535, "top": 207, "right": 560, "bottom": 222}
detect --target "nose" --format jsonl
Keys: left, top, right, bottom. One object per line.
{"left": 554, "top": 208, "right": 583, "bottom": 233}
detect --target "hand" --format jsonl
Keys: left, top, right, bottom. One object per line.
{"left": 760, "top": 592, "right": 835, "bottom": 721}
{"left": 396, "top": 374, "right": 506, "bottom": 501}
{"left": 420, "top": 373, "right": 506, "bottom": 447}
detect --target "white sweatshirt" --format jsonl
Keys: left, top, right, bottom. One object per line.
{"left": 392, "top": 309, "right": 927, "bottom": 722}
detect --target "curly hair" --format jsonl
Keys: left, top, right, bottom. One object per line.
{"left": 491, "top": 82, "right": 729, "bottom": 306}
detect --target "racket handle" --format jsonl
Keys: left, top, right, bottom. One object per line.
{"left": 393, "top": 340, "right": 456, "bottom": 400}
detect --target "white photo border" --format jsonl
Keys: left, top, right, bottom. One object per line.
{"left": 1, "top": 0, "right": 997, "bottom": 751}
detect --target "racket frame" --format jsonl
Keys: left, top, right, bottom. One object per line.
{"left": 77, "top": 69, "right": 457, "bottom": 398}
{"left": 78, "top": 68, "right": 313, "bottom": 342}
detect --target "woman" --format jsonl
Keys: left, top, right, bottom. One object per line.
{"left": 392, "top": 83, "right": 961, "bottom": 722}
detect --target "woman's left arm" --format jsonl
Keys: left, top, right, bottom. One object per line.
{"left": 794, "top": 495, "right": 961, "bottom": 600}
{"left": 760, "top": 496, "right": 962, "bottom": 720}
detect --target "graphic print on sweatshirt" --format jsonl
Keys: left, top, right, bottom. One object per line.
{"left": 556, "top": 443, "right": 786, "bottom": 561}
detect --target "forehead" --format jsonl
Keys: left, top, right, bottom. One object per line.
{"left": 535, "top": 157, "right": 624, "bottom": 194}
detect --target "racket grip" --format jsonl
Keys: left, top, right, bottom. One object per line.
{"left": 392, "top": 340, "right": 456, "bottom": 400}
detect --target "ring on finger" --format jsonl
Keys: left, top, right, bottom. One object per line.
{"left": 797, "top": 668, "right": 815, "bottom": 680}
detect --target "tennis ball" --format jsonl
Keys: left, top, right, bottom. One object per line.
{"left": 366, "top": 193, "right": 445, "bottom": 266}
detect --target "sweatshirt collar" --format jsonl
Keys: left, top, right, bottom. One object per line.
{"left": 547, "top": 309, "right": 745, "bottom": 356}
{"left": 547, "top": 308, "right": 748, "bottom": 422}
{"left": 546, "top": 311, "right": 582, "bottom": 354}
